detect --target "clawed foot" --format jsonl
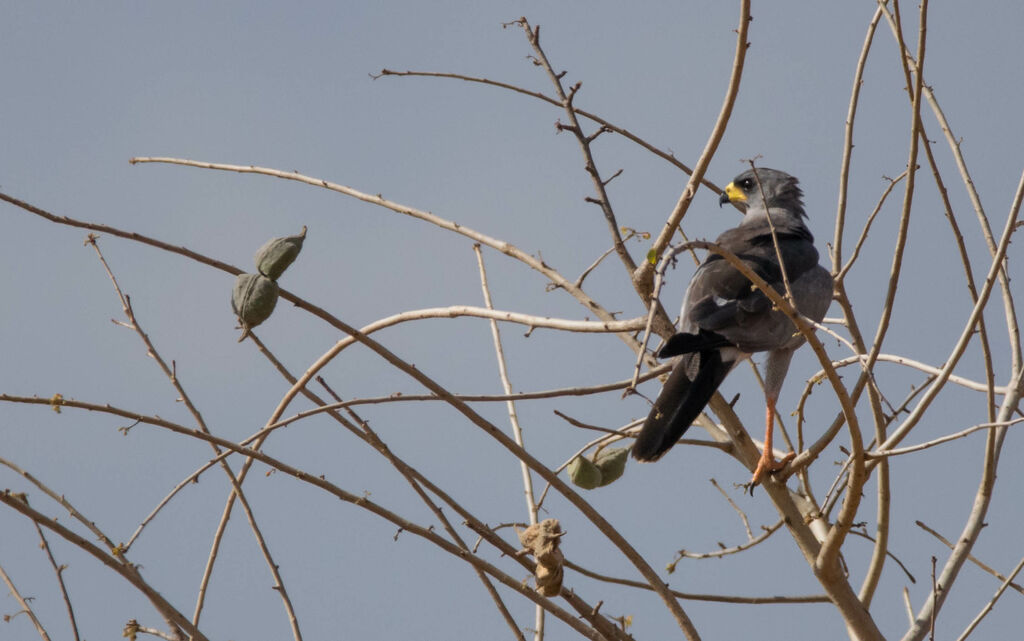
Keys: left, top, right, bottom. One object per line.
{"left": 747, "top": 450, "right": 795, "bottom": 494}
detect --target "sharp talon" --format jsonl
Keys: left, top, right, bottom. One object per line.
{"left": 748, "top": 451, "right": 795, "bottom": 489}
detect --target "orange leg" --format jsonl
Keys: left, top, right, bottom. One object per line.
{"left": 749, "top": 397, "right": 794, "bottom": 488}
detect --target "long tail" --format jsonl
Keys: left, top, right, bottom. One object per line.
{"left": 631, "top": 348, "right": 732, "bottom": 461}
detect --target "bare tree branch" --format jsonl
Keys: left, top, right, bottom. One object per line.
{"left": 373, "top": 69, "right": 724, "bottom": 194}
{"left": 563, "top": 559, "right": 830, "bottom": 605}
{"left": 473, "top": 244, "right": 542, "bottom": 640}
{"left": 0, "top": 490, "right": 203, "bottom": 641}
{"left": 955, "top": 555, "right": 1024, "bottom": 641}
{"left": 121, "top": 160, "right": 644, "bottom": 353}
{"left": 516, "top": 18, "right": 637, "bottom": 279}
{"left": 0, "top": 561, "right": 52, "bottom": 641}
{"left": 915, "top": 521, "right": 1024, "bottom": 596}
{"left": 635, "top": 0, "right": 751, "bottom": 304}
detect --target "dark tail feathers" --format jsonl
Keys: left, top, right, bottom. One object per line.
{"left": 631, "top": 349, "right": 731, "bottom": 461}
{"left": 658, "top": 330, "right": 732, "bottom": 358}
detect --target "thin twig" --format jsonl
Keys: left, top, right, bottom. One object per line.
{"left": 903, "top": 587, "right": 915, "bottom": 627}
{"left": 833, "top": 5, "right": 884, "bottom": 270}
{"left": 118, "top": 161, "right": 643, "bottom": 354}
{"left": 0, "top": 190, "right": 652, "bottom": 641}
{"left": 878, "top": 1, "right": 1022, "bottom": 372}
{"left": 930, "top": 556, "right": 937, "bottom": 641}
{"left": 866, "top": 418, "right": 1024, "bottom": 459}
{"left": 283, "top": 304, "right": 645, "bottom": 334}
{"left": 472, "top": 244, "right": 541, "bottom": 640}
{"left": 554, "top": 411, "right": 638, "bottom": 434}
{"left": 837, "top": 171, "right": 907, "bottom": 282}
{"left": 954, "top": 555, "right": 1024, "bottom": 641}
{"left": 914, "top": 521, "right": 1024, "bottom": 596}
{"left": 638, "top": 0, "right": 751, "bottom": 300}
{"left": 848, "top": 528, "right": 916, "bottom": 584}
{"left": 373, "top": 69, "right": 723, "bottom": 194}
{"left": 0, "top": 458, "right": 117, "bottom": 552}
{"left": 0, "top": 561, "right": 52, "bottom": 641}
{"left": 874, "top": 168, "right": 1023, "bottom": 462}
{"left": 747, "top": 160, "right": 794, "bottom": 304}
{"left": 318, "top": 377, "right": 528, "bottom": 641}
{"left": 517, "top": 18, "right": 637, "bottom": 279}
{"left": 255, "top": 366, "right": 671, "bottom": 444}
{"left": 630, "top": 232, "right": 680, "bottom": 389}
{"left": 798, "top": 171, "right": 907, "bottom": 478}
{"left": 0, "top": 490, "right": 204, "bottom": 641}
{"left": 12, "top": 390, "right": 616, "bottom": 641}
{"left": 876, "top": 0, "right": 1000, "bottom": 436}
{"left": 824, "top": 354, "right": 1007, "bottom": 395}
{"left": 576, "top": 241, "right": 624, "bottom": 289}
{"left": 710, "top": 478, "right": 753, "bottom": 539}
{"left": 670, "top": 519, "right": 784, "bottom": 562}
{"left": 32, "top": 520, "right": 80, "bottom": 641}
{"left": 84, "top": 236, "right": 302, "bottom": 641}
{"left": 249, "top": 338, "right": 623, "bottom": 640}
{"left": 849, "top": 4, "right": 931, "bottom": 610}
{"left": 563, "top": 559, "right": 829, "bottom": 604}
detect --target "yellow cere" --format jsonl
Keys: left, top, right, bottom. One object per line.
{"left": 724, "top": 182, "right": 747, "bottom": 202}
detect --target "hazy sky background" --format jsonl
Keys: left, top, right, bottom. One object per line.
{"left": 3, "top": 2, "right": 1023, "bottom": 640}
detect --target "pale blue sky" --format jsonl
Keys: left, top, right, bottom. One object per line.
{"left": 2, "top": 2, "right": 1023, "bottom": 640}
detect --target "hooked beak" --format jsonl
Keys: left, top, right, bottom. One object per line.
{"left": 719, "top": 181, "right": 747, "bottom": 208}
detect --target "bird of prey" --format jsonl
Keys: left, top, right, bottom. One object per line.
{"left": 632, "top": 168, "right": 832, "bottom": 487}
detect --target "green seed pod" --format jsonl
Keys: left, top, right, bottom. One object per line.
{"left": 231, "top": 273, "right": 279, "bottom": 341}
{"left": 254, "top": 226, "right": 306, "bottom": 281}
{"left": 593, "top": 447, "right": 629, "bottom": 487}
{"left": 567, "top": 455, "right": 602, "bottom": 490}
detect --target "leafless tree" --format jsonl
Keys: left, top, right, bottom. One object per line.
{"left": 2, "top": 3, "right": 1022, "bottom": 640}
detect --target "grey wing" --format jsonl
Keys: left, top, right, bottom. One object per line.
{"left": 728, "top": 263, "right": 833, "bottom": 352}
{"left": 680, "top": 226, "right": 830, "bottom": 353}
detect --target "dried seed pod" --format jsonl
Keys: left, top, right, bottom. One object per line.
{"left": 567, "top": 454, "right": 602, "bottom": 490}
{"left": 254, "top": 226, "right": 306, "bottom": 281}
{"left": 534, "top": 557, "right": 564, "bottom": 597}
{"left": 593, "top": 447, "right": 629, "bottom": 487}
{"left": 231, "top": 273, "right": 279, "bottom": 341}
{"left": 517, "top": 519, "right": 564, "bottom": 596}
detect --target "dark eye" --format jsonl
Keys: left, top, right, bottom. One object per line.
{"left": 740, "top": 178, "right": 754, "bottom": 189}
